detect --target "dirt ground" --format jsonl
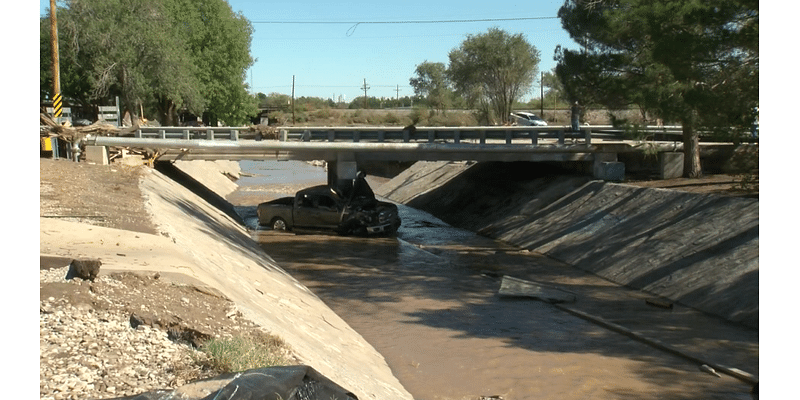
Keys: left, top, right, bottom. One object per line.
{"left": 39, "top": 158, "right": 296, "bottom": 390}
{"left": 624, "top": 173, "right": 758, "bottom": 197}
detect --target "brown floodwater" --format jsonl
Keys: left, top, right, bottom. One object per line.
{"left": 231, "top": 161, "right": 758, "bottom": 400}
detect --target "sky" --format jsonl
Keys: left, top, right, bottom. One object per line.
{"left": 38, "top": 0, "right": 581, "bottom": 102}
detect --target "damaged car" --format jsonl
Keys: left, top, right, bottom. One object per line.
{"left": 257, "top": 174, "right": 401, "bottom": 236}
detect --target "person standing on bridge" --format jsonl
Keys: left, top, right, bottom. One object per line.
{"left": 571, "top": 101, "right": 581, "bottom": 132}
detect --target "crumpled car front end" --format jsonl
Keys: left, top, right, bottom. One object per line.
{"left": 347, "top": 202, "right": 401, "bottom": 236}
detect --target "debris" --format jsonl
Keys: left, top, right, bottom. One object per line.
{"left": 68, "top": 258, "right": 102, "bottom": 281}
{"left": 700, "top": 364, "right": 722, "bottom": 378}
{"left": 645, "top": 297, "right": 674, "bottom": 309}
{"left": 498, "top": 276, "right": 576, "bottom": 304}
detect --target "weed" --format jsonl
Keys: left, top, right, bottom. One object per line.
{"left": 199, "top": 332, "right": 290, "bottom": 374}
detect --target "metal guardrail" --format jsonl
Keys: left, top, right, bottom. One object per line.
{"left": 82, "top": 124, "right": 738, "bottom": 163}
{"left": 134, "top": 125, "right": 685, "bottom": 146}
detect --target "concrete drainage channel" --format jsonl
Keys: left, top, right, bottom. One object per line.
{"left": 166, "top": 160, "right": 757, "bottom": 399}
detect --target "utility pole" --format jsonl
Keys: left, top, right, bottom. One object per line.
{"left": 395, "top": 85, "right": 401, "bottom": 102}
{"left": 361, "top": 78, "right": 370, "bottom": 109}
{"left": 49, "top": 0, "right": 62, "bottom": 120}
{"left": 540, "top": 71, "right": 544, "bottom": 117}
{"left": 291, "top": 75, "right": 295, "bottom": 125}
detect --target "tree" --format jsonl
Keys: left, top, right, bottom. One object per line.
{"left": 40, "top": 0, "right": 256, "bottom": 126}
{"left": 447, "top": 28, "right": 541, "bottom": 124}
{"left": 43, "top": 0, "right": 206, "bottom": 123}
{"left": 556, "top": 0, "right": 758, "bottom": 177}
{"left": 409, "top": 61, "right": 452, "bottom": 113}
{"left": 164, "top": 0, "right": 256, "bottom": 125}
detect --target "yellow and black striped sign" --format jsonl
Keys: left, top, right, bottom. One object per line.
{"left": 53, "top": 93, "right": 63, "bottom": 118}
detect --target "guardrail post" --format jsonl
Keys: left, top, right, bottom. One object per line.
{"left": 403, "top": 129, "right": 410, "bottom": 143}
{"left": 506, "top": 130, "right": 512, "bottom": 144}
{"left": 230, "top": 129, "right": 239, "bottom": 141}
{"left": 280, "top": 129, "right": 287, "bottom": 141}
{"left": 207, "top": 129, "right": 214, "bottom": 140}
{"left": 353, "top": 131, "right": 360, "bottom": 143}
{"left": 531, "top": 130, "right": 539, "bottom": 145}
{"left": 480, "top": 129, "right": 486, "bottom": 144}
{"left": 159, "top": 129, "right": 166, "bottom": 139}
{"left": 454, "top": 130, "right": 460, "bottom": 144}
{"left": 182, "top": 129, "right": 190, "bottom": 140}
{"left": 328, "top": 130, "right": 335, "bottom": 142}
{"left": 584, "top": 127, "right": 592, "bottom": 145}
{"left": 428, "top": 130, "right": 435, "bottom": 143}
{"left": 558, "top": 130, "right": 565, "bottom": 146}
{"left": 135, "top": 129, "right": 142, "bottom": 138}
{"left": 378, "top": 130, "right": 385, "bottom": 142}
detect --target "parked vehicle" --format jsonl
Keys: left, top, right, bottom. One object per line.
{"left": 510, "top": 111, "right": 548, "bottom": 126}
{"left": 257, "top": 175, "right": 401, "bottom": 236}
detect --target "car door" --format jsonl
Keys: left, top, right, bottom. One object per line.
{"left": 294, "top": 193, "right": 341, "bottom": 229}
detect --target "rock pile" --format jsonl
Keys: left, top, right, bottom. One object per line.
{"left": 40, "top": 266, "right": 209, "bottom": 400}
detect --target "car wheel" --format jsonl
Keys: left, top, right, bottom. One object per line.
{"left": 271, "top": 217, "right": 288, "bottom": 231}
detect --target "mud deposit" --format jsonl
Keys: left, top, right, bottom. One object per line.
{"left": 231, "top": 161, "right": 756, "bottom": 400}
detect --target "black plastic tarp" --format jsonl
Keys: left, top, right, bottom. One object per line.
{"left": 105, "top": 365, "right": 357, "bottom": 400}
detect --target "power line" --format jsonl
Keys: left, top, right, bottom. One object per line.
{"left": 250, "top": 16, "right": 558, "bottom": 24}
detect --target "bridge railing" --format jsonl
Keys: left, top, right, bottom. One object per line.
{"left": 135, "top": 126, "right": 246, "bottom": 141}
{"left": 134, "top": 125, "right": 689, "bottom": 145}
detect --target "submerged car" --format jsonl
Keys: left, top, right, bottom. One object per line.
{"left": 257, "top": 175, "right": 400, "bottom": 236}
{"left": 510, "top": 111, "right": 548, "bottom": 126}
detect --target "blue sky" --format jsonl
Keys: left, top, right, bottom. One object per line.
{"left": 39, "top": 0, "right": 581, "bottom": 102}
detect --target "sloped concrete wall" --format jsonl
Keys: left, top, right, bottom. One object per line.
{"left": 377, "top": 161, "right": 758, "bottom": 328}
{"left": 139, "top": 167, "right": 413, "bottom": 400}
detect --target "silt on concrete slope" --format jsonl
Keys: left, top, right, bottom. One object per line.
{"left": 376, "top": 161, "right": 758, "bottom": 328}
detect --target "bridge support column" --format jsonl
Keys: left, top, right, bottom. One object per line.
{"left": 84, "top": 145, "right": 108, "bottom": 165}
{"left": 659, "top": 152, "right": 684, "bottom": 179}
{"left": 593, "top": 152, "right": 625, "bottom": 181}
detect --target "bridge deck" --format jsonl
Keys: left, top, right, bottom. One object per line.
{"left": 85, "top": 125, "right": 699, "bottom": 163}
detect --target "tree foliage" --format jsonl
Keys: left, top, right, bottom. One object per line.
{"left": 556, "top": 0, "right": 758, "bottom": 177}
{"left": 409, "top": 61, "right": 453, "bottom": 113}
{"left": 447, "top": 28, "right": 541, "bottom": 124}
{"left": 41, "top": 0, "right": 257, "bottom": 125}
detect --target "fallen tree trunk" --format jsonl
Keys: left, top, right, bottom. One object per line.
{"left": 40, "top": 113, "right": 139, "bottom": 143}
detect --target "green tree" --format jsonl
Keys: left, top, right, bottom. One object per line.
{"left": 556, "top": 0, "right": 758, "bottom": 177}
{"left": 259, "top": 92, "right": 292, "bottom": 109}
{"left": 541, "top": 70, "right": 567, "bottom": 108}
{"left": 409, "top": 61, "right": 452, "bottom": 113}
{"left": 40, "top": 0, "right": 256, "bottom": 126}
{"left": 53, "top": 0, "right": 205, "bottom": 122}
{"left": 447, "top": 28, "right": 541, "bottom": 124}
{"left": 163, "top": 0, "right": 256, "bottom": 125}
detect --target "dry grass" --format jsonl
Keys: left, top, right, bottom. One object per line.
{"left": 198, "top": 331, "right": 291, "bottom": 374}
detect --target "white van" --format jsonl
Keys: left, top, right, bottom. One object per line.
{"left": 510, "top": 112, "right": 548, "bottom": 126}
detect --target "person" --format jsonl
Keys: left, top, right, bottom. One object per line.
{"left": 570, "top": 101, "right": 581, "bottom": 132}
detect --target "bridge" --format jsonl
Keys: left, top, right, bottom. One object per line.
{"left": 83, "top": 125, "right": 700, "bottom": 184}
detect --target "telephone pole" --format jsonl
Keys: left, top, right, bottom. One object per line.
{"left": 361, "top": 78, "right": 370, "bottom": 109}
{"left": 291, "top": 75, "right": 295, "bottom": 125}
{"left": 49, "top": 0, "right": 62, "bottom": 119}
{"left": 540, "top": 71, "right": 544, "bottom": 117}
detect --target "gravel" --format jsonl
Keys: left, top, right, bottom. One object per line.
{"left": 40, "top": 267, "right": 210, "bottom": 400}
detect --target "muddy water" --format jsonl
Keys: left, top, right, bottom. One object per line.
{"left": 230, "top": 161, "right": 757, "bottom": 400}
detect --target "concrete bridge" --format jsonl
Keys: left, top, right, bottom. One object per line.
{"left": 83, "top": 125, "right": 700, "bottom": 185}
